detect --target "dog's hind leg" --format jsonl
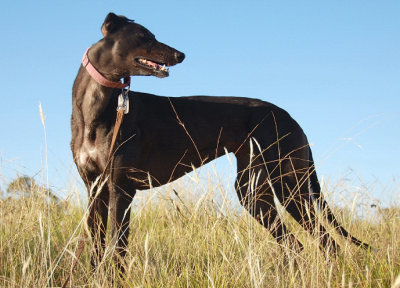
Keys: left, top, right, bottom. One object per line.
{"left": 274, "top": 157, "right": 339, "bottom": 254}
{"left": 235, "top": 153, "right": 303, "bottom": 252}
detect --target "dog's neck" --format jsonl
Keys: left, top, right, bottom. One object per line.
{"left": 72, "top": 65, "right": 120, "bottom": 128}
{"left": 72, "top": 41, "right": 128, "bottom": 124}
{"left": 82, "top": 48, "right": 130, "bottom": 89}
{"left": 82, "top": 42, "right": 122, "bottom": 82}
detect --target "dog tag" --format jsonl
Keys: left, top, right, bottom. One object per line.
{"left": 117, "top": 91, "right": 129, "bottom": 114}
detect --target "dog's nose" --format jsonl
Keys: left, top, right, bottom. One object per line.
{"left": 174, "top": 51, "right": 185, "bottom": 63}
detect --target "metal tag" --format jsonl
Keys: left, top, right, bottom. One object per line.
{"left": 117, "top": 91, "right": 129, "bottom": 114}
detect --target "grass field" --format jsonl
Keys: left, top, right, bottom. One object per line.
{"left": 1, "top": 170, "right": 399, "bottom": 288}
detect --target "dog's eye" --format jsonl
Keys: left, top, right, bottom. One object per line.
{"left": 137, "top": 32, "right": 146, "bottom": 39}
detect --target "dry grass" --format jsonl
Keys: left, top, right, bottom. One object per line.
{"left": 0, "top": 170, "right": 399, "bottom": 288}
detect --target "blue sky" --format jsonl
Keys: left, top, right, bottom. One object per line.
{"left": 0, "top": 1, "right": 399, "bottom": 203}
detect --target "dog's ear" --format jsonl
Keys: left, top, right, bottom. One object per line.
{"left": 101, "top": 12, "right": 133, "bottom": 37}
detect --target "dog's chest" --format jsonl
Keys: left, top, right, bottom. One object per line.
{"left": 77, "top": 137, "right": 100, "bottom": 170}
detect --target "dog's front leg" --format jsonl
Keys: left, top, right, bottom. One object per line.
{"left": 109, "top": 180, "right": 135, "bottom": 273}
{"left": 87, "top": 186, "right": 109, "bottom": 268}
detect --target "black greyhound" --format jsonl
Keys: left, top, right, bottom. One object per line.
{"left": 71, "top": 12, "right": 370, "bottom": 270}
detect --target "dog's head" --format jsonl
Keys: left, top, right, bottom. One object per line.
{"left": 97, "top": 12, "right": 185, "bottom": 79}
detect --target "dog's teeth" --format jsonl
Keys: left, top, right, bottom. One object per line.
{"left": 160, "top": 64, "right": 169, "bottom": 72}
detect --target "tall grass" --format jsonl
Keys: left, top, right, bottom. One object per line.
{"left": 1, "top": 169, "right": 399, "bottom": 287}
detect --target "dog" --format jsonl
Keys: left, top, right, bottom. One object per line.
{"left": 71, "top": 12, "right": 371, "bottom": 271}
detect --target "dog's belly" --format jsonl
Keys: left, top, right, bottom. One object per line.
{"left": 126, "top": 144, "right": 230, "bottom": 190}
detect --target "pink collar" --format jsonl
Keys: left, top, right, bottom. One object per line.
{"left": 82, "top": 48, "right": 130, "bottom": 89}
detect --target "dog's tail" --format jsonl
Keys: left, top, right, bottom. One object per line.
{"left": 308, "top": 148, "right": 372, "bottom": 250}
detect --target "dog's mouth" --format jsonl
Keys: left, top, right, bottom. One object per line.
{"left": 135, "top": 57, "right": 170, "bottom": 77}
